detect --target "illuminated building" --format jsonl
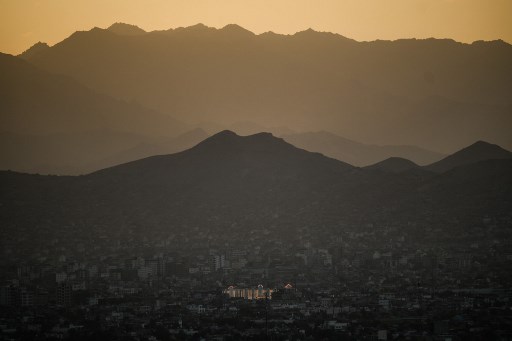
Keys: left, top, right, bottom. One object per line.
{"left": 223, "top": 285, "right": 274, "bottom": 300}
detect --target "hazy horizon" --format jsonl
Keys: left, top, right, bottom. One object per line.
{"left": 9, "top": 21, "right": 512, "bottom": 57}
{"left": 1, "top": 0, "right": 512, "bottom": 55}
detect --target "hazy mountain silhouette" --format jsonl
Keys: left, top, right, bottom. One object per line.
{"left": 20, "top": 23, "right": 512, "bottom": 152}
{"left": 365, "top": 157, "right": 420, "bottom": 173}
{"left": 19, "top": 41, "right": 49, "bottom": 59}
{"left": 0, "top": 53, "right": 185, "bottom": 136}
{"left": 91, "top": 128, "right": 210, "bottom": 172}
{"left": 425, "top": 140, "right": 512, "bottom": 173}
{"left": 282, "top": 131, "right": 444, "bottom": 166}
{"left": 0, "top": 128, "right": 209, "bottom": 175}
{"left": 1, "top": 132, "right": 510, "bottom": 252}
{"left": 107, "top": 22, "right": 147, "bottom": 36}
{"left": 363, "top": 140, "right": 512, "bottom": 174}
{"left": 0, "top": 130, "right": 149, "bottom": 175}
{"left": 94, "top": 130, "right": 354, "bottom": 179}
{"left": 0, "top": 52, "right": 189, "bottom": 174}
{"left": 226, "top": 121, "right": 295, "bottom": 137}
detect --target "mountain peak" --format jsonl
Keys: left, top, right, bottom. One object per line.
{"left": 189, "top": 130, "right": 308, "bottom": 156}
{"left": 365, "top": 157, "right": 419, "bottom": 173}
{"left": 425, "top": 140, "right": 512, "bottom": 173}
{"left": 213, "top": 129, "right": 238, "bottom": 137}
{"left": 107, "top": 22, "right": 146, "bottom": 35}
{"left": 221, "top": 24, "right": 255, "bottom": 36}
{"left": 294, "top": 28, "right": 318, "bottom": 36}
{"left": 471, "top": 39, "right": 511, "bottom": 48}
{"left": 190, "top": 23, "right": 209, "bottom": 29}
{"left": 472, "top": 140, "right": 496, "bottom": 147}
{"left": 259, "top": 31, "right": 280, "bottom": 37}
{"left": 176, "top": 23, "right": 213, "bottom": 33}
{"left": 19, "top": 41, "right": 50, "bottom": 59}
{"left": 292, "top": 28, "right": 353, "bottom": 42}
{"left": 196, "top": 130, "right": 267, "bottom": 144}
{"left": 459, "top": 140, "right": 510, "bottom": 155}
{"left": 215, "top": 129, "right": 238, "bottom": 137}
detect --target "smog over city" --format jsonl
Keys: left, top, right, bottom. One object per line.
{"left": 1, "top": 1, "right": 512, "bottom": 340}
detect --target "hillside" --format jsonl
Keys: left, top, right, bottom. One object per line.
{"left": 425, "top": 140, "right": 512, "bottom": 173}
{"left": 1, "top": 132, "right": 511, "bottom": 257}
{"left": 0, "top": 53, "right": 187, "bottom": 174}
{"left": 282, "top": 131, "right": 444, "bottom": 166}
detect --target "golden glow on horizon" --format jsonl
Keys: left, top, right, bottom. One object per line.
{"left": 1, "top": 0, "right": 511, "bottom": 55}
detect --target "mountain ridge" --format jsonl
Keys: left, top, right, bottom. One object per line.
{"left": 365, "top": 157, "right": 420, "bottom": 173}
{"left": 19, "top": 23, "right": 512, "bottom": 152}
{"left": 425, "top": 140, "right": 512, "bottom": 173}
{"left": 108, "top": 22, "right": 147, "bottom": 36}
{"left": 282, "top": 131, "right": 445, "bottom": 166}
{"left": 0, "top": 52, "right": 187, "bottom": 175}
{"left": 21, "top": 23, "right": 511, "bottom": 45}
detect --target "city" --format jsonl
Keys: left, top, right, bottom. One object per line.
{"left": 2, "top": 209, "right": 511, "bottom": 340}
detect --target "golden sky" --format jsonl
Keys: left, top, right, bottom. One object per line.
{"left": 1, "top": 0, "right": 511, "bottom": 55}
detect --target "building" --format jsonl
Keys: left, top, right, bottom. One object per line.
{"left": 56, "top": 282, "right": 72, "bottom": 306}
{"left": 210, "top": 255, "right": 226, "bottom": 271}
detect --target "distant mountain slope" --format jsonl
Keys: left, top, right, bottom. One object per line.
{"left": 424, "top": 141, "right": 512, "bottom": 173}
{"left": 0, "top": 130, "right": 149, "bottom": 175}
{"left": 19, "top": 41, "right": 49, "bottom": 59}
{"left": 108, "top": 22, "right": 146, "bottom": 36}
{"left": 282, "top": 131, "right": 444, "bottom": 166}
{"left": 91, "top": 128, "right": 210, "bottom": 172}
{"left": 20, "top": 23, "right": 512, "bottom": 152}
{"left": 0, "top": 129, "right": 208, "bottom": 175}
{"left": 365, "top": 157, "right": 419, "bottom": 173}
{"left": 0, "top": 53, "right": 184, "bottom": 136}
{"left": 0, "top": 52, "right": 187, "bottom": 174}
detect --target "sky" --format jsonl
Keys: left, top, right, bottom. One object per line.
{"left": 1, "top": 0, "right": 511, "bottom": 55}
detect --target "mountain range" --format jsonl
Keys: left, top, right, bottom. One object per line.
{"left": 281, "top": 131, "right": 444, "bottom": 166}
{"left": 0, "top": 50, "right": 448, "bottom": 174}
{"left": 0, "top": 52, "right": 193, "bottom": 174}
{"left": 0, "top": 53, "right": 184, "bottom": 137}
{"left": 1, "top": 131, "right": 511, "bottom": 257}
{"left": 364, "top": 140, "right": 512, "bottom": 173}
{"left": 18, "top": 23, "right": 512, "bottom": 153}
{"left": 2, "top": 22, "right": 512, "bottom": 175}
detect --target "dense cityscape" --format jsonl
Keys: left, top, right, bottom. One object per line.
{"left": 2, "top": 209, "right": 512, "bottom": 340}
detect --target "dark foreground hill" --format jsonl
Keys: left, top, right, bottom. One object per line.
{"left": 1, "top": 132, "right": 511, "bottom": 259}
